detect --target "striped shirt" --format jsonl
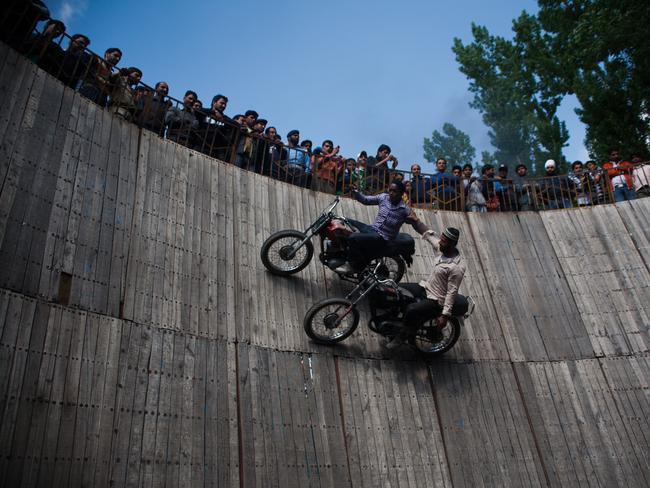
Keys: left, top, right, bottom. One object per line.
{"left": 352, "top": 191, "right": 412, "bottom": 240}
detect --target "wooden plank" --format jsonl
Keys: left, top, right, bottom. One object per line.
{"left": 107, "top": 319, "right": 144, "bottom": 486}
{"left": 151, "top": 328, "right": 175, "bottom": 487}
{"left": 40, "top": 93, "right": 85, "bottom": 301}
{"left": 34, "top": 304, "right": 74, "bottom": 486}
{"left": 74, "top": 312, "right": 109, "bottom": 485}
{"left": 124, "top": 325, "right": 154, "bottom": 487}
{"left": 88, "top": 315, "right": 122, "bottom": 487}
{"left": 434, "top": 361, "right": 548, "bottom": 487}
{"left": 178, "top": 334, "right": 196, "bottom": 485}
{"left": 190, "top": 333, "right": 206, "bottom": 487}
{"left": 541, "top": 206, "right": 650, "bottom": 356}
{"left": 51, "top": 307, "right": 87, "bottom": 487}
{"left": 122, "top": 126, "right": 152, "bottom": 322}
{"left": 163, "top": 330, "right": 186, "bottom": 485}
{"left": 0, "top": 53, "right": 37, "bottom": 201}
{"left": 410, "top": 363, "right": 452, "bottom": 488}
{"left": 598, "top": 357, "right": 650, "bottom": 485}
{"left": 0, "top": 68, "right": 49, "bottom": 291}
{"left": 0, "top": 294, "right": 37, "bottom": 485}
{"left": 302, "top": 353, "right": 347, "bottom": 487}
{"left": 21, "top": 79, "right": 71, "bottom": 298}
{"left": 108, "top": 119, "right": 139, "bottom": 316}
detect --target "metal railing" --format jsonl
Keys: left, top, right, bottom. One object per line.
{"left": 3, "top": 8, "right": 650, "bottom": 212}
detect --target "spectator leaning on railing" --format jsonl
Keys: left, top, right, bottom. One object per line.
{"left": 585, "top": 160, "right": 606, "bottom": 204}
{"left": 465, "top": 165, "right": 490, "bottom": 212}
{"left": 78, "top": 47, "right": 122, "bottom": 106}
{"left": 12, "top": 5, "right": 650, "bottom": 210}
{"left": 603, "top": 149, "right": 637, "bottom": 202}
{"left": 235, "top": 110, "right": 258, "bottom": 170}
{"left": 494, "top": 164, "right": 514, "bottom": 211}
{"left": 409, "top": 163, "right": 432, "bottom": 205}
{"left": 631, "top": 154, "right": 650, "bottom": 198}
{"left": 59, "top": 34, "right": 91, "bottom": 89}
{"left": 165, "top": 90, "right": 199, "bottom": 147}
{"left": 136, "top": 81, "right": 171, "bottom": 136}
{"left": 537, "top": 159, "right": 573, "bottom": 210}
{"left": 108, "top": 66, "right": 142, "bottom": 121}
{"left": 23, "top": 18, "right": 65, "bottom": 74}
{"left": 567, "top": 161, "right": 594, "bottom": 207}
{"left": 511, "top": 164, "right": 532, "bottom": 211}
{"left": 366, "top": 144, "right": 398, "bottom": 194}
{"left": 312, "top": 140, "right": 343, "bottom": 194}
{"left": 2, "top": 0, "right": 50, "bottom": 51}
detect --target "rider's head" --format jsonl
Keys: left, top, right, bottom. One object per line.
{"left": 439, "top": 227, "right": 459, "bottom": 255}
{"left": 387, "top": 181, "right": 405, "bottom": 204}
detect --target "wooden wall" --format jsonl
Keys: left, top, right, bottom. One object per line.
{"left": 1, "top": 43, "right": 649, "bottom": 487}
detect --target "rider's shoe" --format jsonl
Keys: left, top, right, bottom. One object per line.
{"left": 384, "top": 335, "right": 405, "bottom": 350}
{"left": 335, "top": 263, "right": 356, "bottom": 276}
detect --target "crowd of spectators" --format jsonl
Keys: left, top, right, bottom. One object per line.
{"left": 3, "top": 1, "right": 650, "bottom": 213}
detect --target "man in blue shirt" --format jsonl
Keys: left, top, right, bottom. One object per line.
{"left": 337, "top": 181, "right": 415, "bottom": 274}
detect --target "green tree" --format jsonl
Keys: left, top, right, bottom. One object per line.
{"left": 480, "top": 150, "right": 496, "bottom": 169}
{"left": 532, "top": 0, "right": 650, "bottom": 160}
{"left": 453, "top": 21, "right": 569, "bottom": 175}
{"left": 423, "top": 123, "right": 476, "bottom": 167}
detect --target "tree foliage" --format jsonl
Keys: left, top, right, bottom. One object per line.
{"left": 534, "top": 0, "right": 650, "bottom": 159}
{"left": 452, "top": 0, "right": 649, "bottom": 166}
{"left": 453, "top": 18, "right": 569, "bottom": 175}
{"left": 423, "top": 123, "right": 476, "bottom": 167}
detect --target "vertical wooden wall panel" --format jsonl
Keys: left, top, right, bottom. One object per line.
{"left": 514, "top": 358, "right": 650, "bottom": 487}
{"left": 542, "top": 206, "right": 650, "bottom": 356}
{"left": 433, "top": 361, "right": 547, "bottom": 487}
{"left": 468, "top": 212, "right": 594, "bottom": 361}
{"left": 3, "top": 41, "right": 650, "bottom": 488}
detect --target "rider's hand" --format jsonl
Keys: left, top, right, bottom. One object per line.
{"left": 436, "top": 315, "right": 448, "bottom": 329}
{"left": 405, "top": 212, "right": 419, "bottom": 224}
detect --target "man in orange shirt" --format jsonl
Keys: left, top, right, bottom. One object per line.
{"left": 603, "top": 149, "right": 637, "bottom": 202}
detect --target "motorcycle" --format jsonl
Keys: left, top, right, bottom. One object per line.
{"left": 303, "top": 262, "right": 475, "bottom": 357}
{"left": 260, "top": 196, "right": 415, "bottom": 282}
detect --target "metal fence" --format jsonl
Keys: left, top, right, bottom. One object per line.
{"left": 3, "top": 7, "right": 650, "bottom": 212}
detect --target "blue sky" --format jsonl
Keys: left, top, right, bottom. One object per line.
{"left": 49, "top": 0, "right": 588, "bottom": 172}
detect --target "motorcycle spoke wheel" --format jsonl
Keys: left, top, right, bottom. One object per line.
{"left": 304, "top": 299, "right": 360, "bottom": 344}
{"left": 267, "top": 237, "right": 308, "bottom": 270}
{"left": 261, "top": 230, "right": 313, "bottom": 276}
{"left": 411, "top": 318, "right": 461, "bottom": 356}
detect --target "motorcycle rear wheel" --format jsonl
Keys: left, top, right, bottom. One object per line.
{"left": 409, "top": 317, "right": 461, "bottom": 357}
{"left": 369, "top": 256, "right": 406, "bottom": 283}
{"left": 261, "top": 230, "right": 314, "bottom": 276}
{"left": 304, "top": 298, "right": 360, "bottom": 344}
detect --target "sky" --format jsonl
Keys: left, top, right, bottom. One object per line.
{"left": 48, "top": 0, "right": 589, "bottom": 173}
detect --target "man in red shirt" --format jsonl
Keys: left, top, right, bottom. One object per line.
{"left": 603, "top": 149, "right": 637, "bottom": 202}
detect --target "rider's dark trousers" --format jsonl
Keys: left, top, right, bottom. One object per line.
{"left": 399, "top": 283, "right": 443, "bottom": 330}
{"left": 346, "top": 219, "right": 388, "bottom": 270}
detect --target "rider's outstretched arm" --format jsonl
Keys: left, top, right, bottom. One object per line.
{"left": 405, "top": 211, "right": 430, "bottom": 235}
{"left": 351, "top": 189, "right": 381, "bottom": 206}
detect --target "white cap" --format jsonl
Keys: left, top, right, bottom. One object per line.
{"left": 545, "top": 159, "right": 556, "bottom": 169}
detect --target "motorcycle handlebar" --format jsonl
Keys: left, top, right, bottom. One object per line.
{"left": 323, "top": 196, "right": 340, "bottom": 215}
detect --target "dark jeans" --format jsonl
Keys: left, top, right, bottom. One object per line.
{"left": 400, "top": 283, "right": 443, "bottom": 330}
{"left": 613, "top": 186, "right": 637, "bottom": 202}
{"left": 346, "top": 219, "right": 388, "bottom": 270}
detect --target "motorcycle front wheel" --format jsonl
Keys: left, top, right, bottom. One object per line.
{"left": 303, "top": 298, "right": 360, "bottom": 344}
{"left": 409, "top": 317, "right": 461, "bottom": 357}
{"left": 261, "top": 230, "right": 314, "bottom": 276}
